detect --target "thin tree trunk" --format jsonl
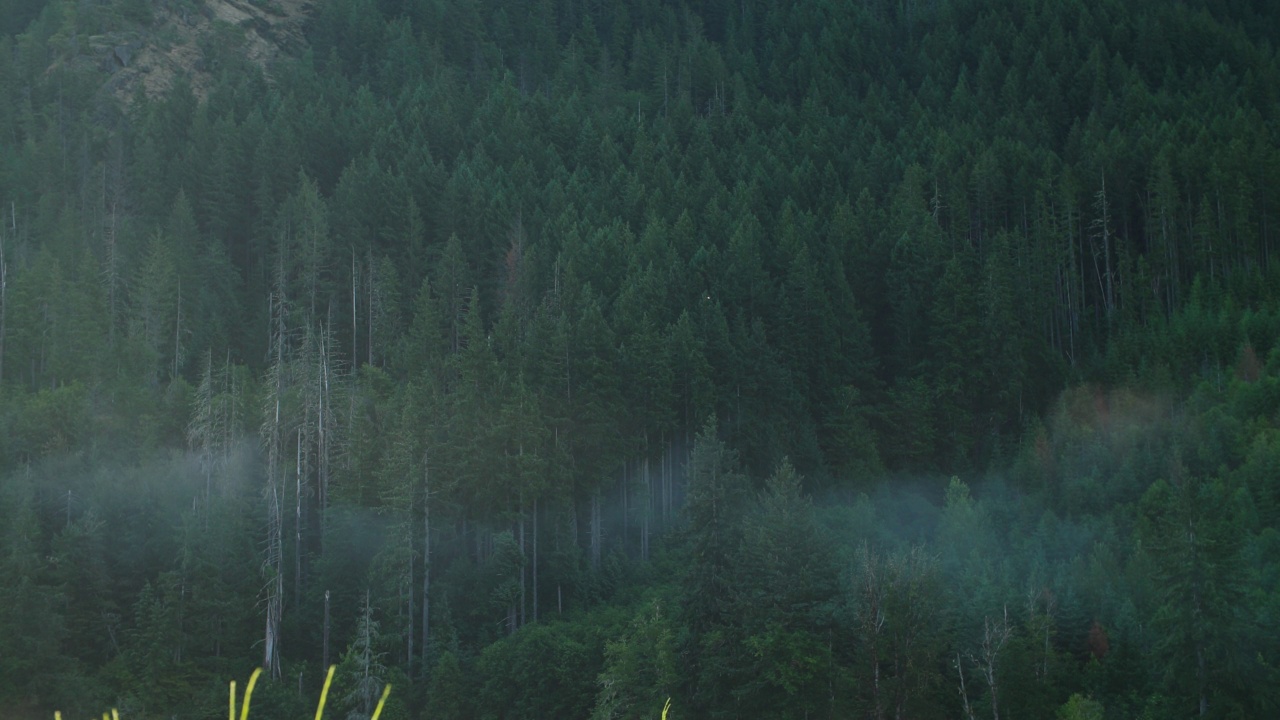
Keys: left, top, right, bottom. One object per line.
{"left": 622, "top": 460, "right": 629, "bottom": 553}
{"left": 956, "top": 653, "right": 976, "bottom": 720}
{"left": 263, "top": 260, "right": 287, "bottom": 680}
{"left": 1198, "top": 646, "right": 1208, "bottom": 716}
{"left": 532, "top": 496, "right": 538, "bottom": 622}
{"left": 0, "top": 226, "right": 6, "bottom": 387}
{"left": 323, "top": 589, "right": 331, "bottom": 669}
{"left": 590, "top": 490, "right": 602, "bottom": 569}
{"left": 173, "top": 280, "right": 183, "bottom": 379}
{"left": 366, "top": 249, "right": 374, "bottom": 367}
{"left": 641, "top": 457, "right": 650, "bottom": 562}
{"left": 421, "top": 454, "right": 430, "bottom": 664}
{"left": 407, "top": 538, "right": 414, "bottom": 673}
{"left": 295, "top": 428, "right": 303, "bottom": 611}
{"left": 318, "top": 317, "right": 331, "bottom": 539}
{"left": 519, "top": 504, "right": 526, "bottom": 628}
{"left": 351, "top": 250, "right": 358, "bottom": 367}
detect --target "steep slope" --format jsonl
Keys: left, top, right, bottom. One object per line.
{"left": 83, "top": 0, "right": 312, "bottom": 102}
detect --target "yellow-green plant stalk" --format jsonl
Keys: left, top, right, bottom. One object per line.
{"left": 238, "top": 667, "right": 263, "bottom": 720}
{"left": 313, "top": 665, "right": 336, "bottom": 720}
{"left": 370, "top": 683, "right": 392, "bottom": 720}
{"left": 53, "top": 663, "right": 392, "bottom": 720}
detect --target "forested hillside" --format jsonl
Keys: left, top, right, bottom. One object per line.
{"left": 1, "top": 0, "right": 1279, "bottom": 718}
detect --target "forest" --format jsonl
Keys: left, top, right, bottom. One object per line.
{"left": 1, "top": 0, "right": 1279, "bottom": 717}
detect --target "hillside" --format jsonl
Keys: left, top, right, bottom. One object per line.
{"left": 24, "top": 0, "right": 311, "bottom": 104}
{"left": 1, "top": 1, "right": 1279, "bottom": 719}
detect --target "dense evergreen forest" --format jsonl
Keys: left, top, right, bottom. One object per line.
{"left": 2, "top": 0, "right": 1280, "bottom": 717}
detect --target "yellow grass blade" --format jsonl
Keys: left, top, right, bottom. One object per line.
{"left": 239, "top": 667, "right": 263, "bottom": 720}
{"left": 48, "top": 663, "right": 396, "bottom": 720}
{"left": 313, "top": 665, "right": 337, "bottom": 720}
{"left": 370, "top": 684, "right": 392, "bottom": 720}
{"left": 662, "top": 697, "right": 671, "bottom": 720}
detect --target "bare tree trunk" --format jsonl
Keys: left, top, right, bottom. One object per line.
{"left": 622, "top": 460, "right": 629, "bottom": 553}
{"left": 661, "top": 438, "right": 669, "bottom": 525}
{"left": 641, "top": 457, "right": 650, "bottom": 562}
{"left": 859, "top": 545, "right": 886, "bottom": 720}
{"left": 173, "top": 280, "right": 184, "bottom": 379}
{"left": 262, "top": 260, "right": 287, "bottom": 680}
{"left": 976, "top": 607, "right": 1012, "bottom": 720}
{"left": 1198, "top": 646, "right": 1208, "bottom": 716}
{"left": 421, "top": 453, "right": 430, "bottom": 664}
{"left": 955, "top": 653, "right": 976, "bottom": 720}
{"left": 519, "top": 503, "right": 526, "bottom": 628}
{"left": 407, "top": 540, "right": 414, "bottom": 673}
{"left": 590, "top": 490, "right": 602, "bottom": 569}
{"left": 323, "top": 589, "right": 331, "bottom": 669}
{"left": 103, "top": 202, "right": 119, "bottom": 348}
{"left": 318, "top": 317, "right": 332, "bottom": 539}
{"left": 367, "top": 249, "right": 374, "bottom": 367}
{"left": 2, "top": 227, "right": 9, "bottom": 387}
{"left": 1091, "top": 173, "right": 1115, "bottom": 328}
{"left": 295, "top": 428, "right": 303, "bottom": 611}
{"left": 532, "top": 496, "right": 539, "bottom": 622}
{"left": 351, "top": 250, "right": 358, "bottom": 368}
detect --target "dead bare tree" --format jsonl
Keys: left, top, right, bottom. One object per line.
{"left": 0, "top": 221, "right": 7, "bottom": 387}
{"left": 1090, "top": 172, "right": 1116, "bottom": 326}
{"left": 955, "top": 653, "right": 977, "bottom": 720}
{"left": 858, "top": 543, "right": 887, "bottom": 720}
{"left": 260, "top": 258, "right": 289, "bottom": 680}
{"left": 421, "top": 451, "right": 431, "bottom": 664}
{"left": 968, "top": 606, "right": 1013, "bottom": 720}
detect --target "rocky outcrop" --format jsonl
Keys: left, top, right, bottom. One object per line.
{"left": 88, "top": 0, "right": 313, "bottom": 104}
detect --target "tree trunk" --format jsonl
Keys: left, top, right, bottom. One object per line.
{"left": 367, "top": 252, "right": 374, "bottom": 367}
{"left": 622, "top": 460, "right": 629, "bottom": 553}
{"left": 323, "top": 589, "right": 331, "bottom": 669}
{"left": 295, "top": 427, "right": 303, "bottom": 611}
{"left": 590, "top": 490, "right": 602, "bottom": 569}
{"left": 519, "top": 504, "right": 526, "bottom": 628}
{"left": 319, "top": 321, "right": 331, "bottom": 539}
{"left": 262, "top": 261, "right": 287, "bottom": 680}
{"left": 173, "top": 280, "right": 183, "bottom": 379}
{"left": 532, "top": 497, "right": 539, "bottom": 622}
{"left": 641, "top": 457, "right": 650, "bottom": 562}
{"left": 956, "top": 654, "right": 976, "bottom": 720}
{"left": 407, "top": 530, "right": 415, "bottom": 673}
{"left": 978, "top": 607, "right": 1012, "bottom": 720}
{"left": 421, "top": 455, "right": 430, "bottom": 665}
{"left": 351, "top": 250, "right": 359, "bottom": 367}
{"left": 1, "top": 226, "right": 7, "bottom": 387}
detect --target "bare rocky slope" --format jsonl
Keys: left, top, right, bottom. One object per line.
{"left": 86, "top": 0, "right": 313, "bottom": 103}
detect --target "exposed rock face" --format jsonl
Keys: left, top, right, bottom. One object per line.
{"left": 90, "top": 0, "right": 313, "bottom": 104}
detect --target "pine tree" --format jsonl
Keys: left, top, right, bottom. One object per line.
{"left": 1139, "top": 474, "right": 1246, "bottom": 716}
{"left": 339, "top": 590, "right": 389, "bottom": 720}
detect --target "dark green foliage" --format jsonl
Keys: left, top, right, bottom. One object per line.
{"left": 1, "top": 0, "right": 1279, "bottom": 718}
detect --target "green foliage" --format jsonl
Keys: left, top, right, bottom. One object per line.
{"left": 1057, "top": 693, "right": 1104, "bottom": 720}
{"left": 593, "top": 600, "right": 678, "bottom": 720}
{"left": 475, "top": 621, "right": 600, "bottom": 720}
{"left": 2, "top": 0, "right": 1280, "bottom": 717}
